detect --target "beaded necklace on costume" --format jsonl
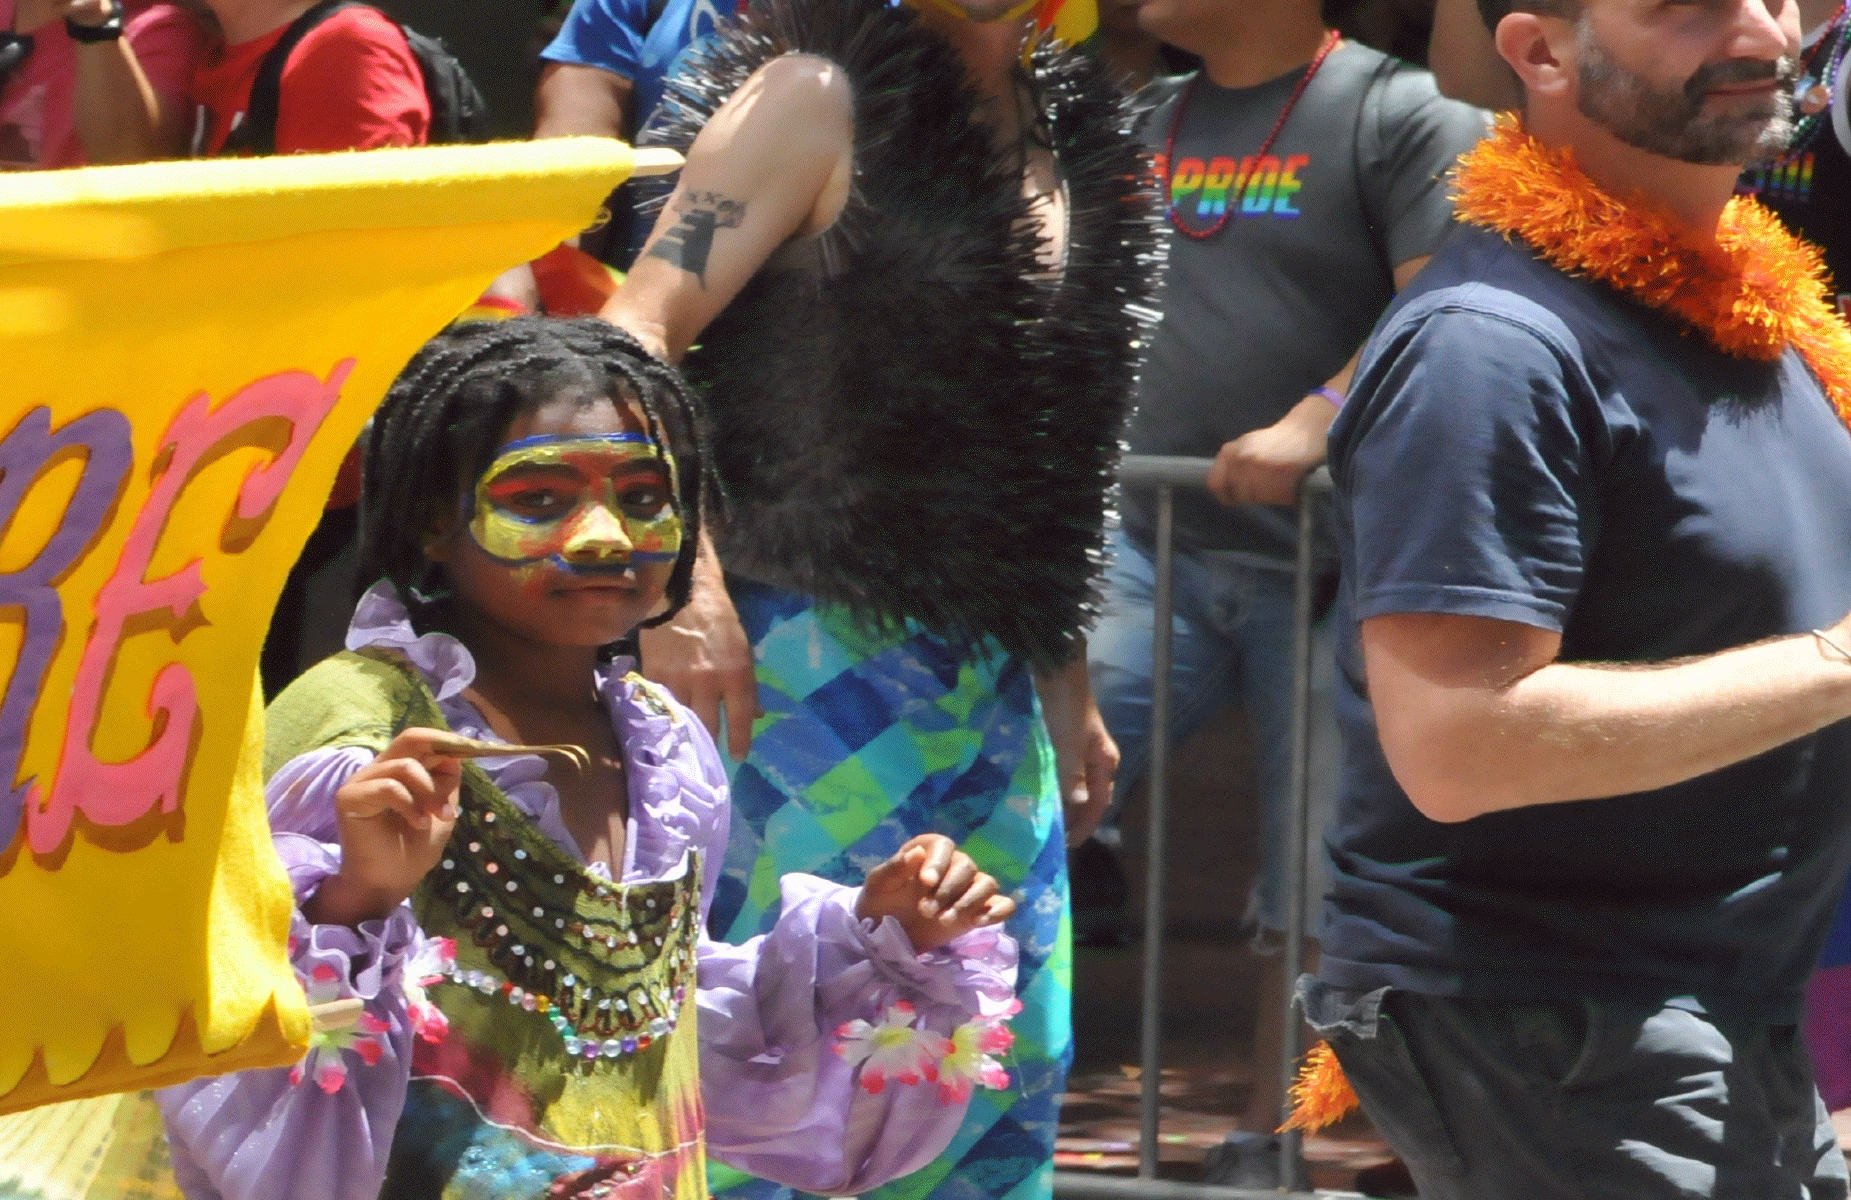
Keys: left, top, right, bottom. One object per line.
{"left": 410, "top": 667, "right": 701, "bottom": 1067}
{"left": 1451, "top": 114, "right": 1851, "bottom": 420}
{"left": 1160, "top": 29, "right": 1340, "bottom": 240}
{"left": 427, "top": 820, "right": 697, "bottom": 1064}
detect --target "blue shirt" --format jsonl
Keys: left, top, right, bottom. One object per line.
{"left": 541, "top": 0, "right": 739, "bottom": 135}
{"left": 1320, "top": 222, "right": 1851, "bottom": 1019}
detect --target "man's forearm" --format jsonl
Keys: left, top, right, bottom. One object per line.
{"left": 1032, "top": 644, "right": 1089, "bottom": 701}
{"left": 533, "top": 62, "right": 631, "bottom": 139}
{"left": 1320, "top": 345, "right": 1361, "bottom": 401}
{"left": 73, "top": 42, "right": 167, "bottom": 163}
{"left": 1378, "top": 629, "right": 1851, "bottom": 821}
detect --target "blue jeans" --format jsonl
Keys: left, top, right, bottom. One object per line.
{"left": 1086, "top": 525, "right": 1338, "bottom": 938}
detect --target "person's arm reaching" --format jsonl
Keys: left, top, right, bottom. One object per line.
{"left": 1035, "top": 649, "right": 1120, "bottom": 845}
{"left": 1208, "top": 255, "right": 1430, "bottom": 507}
{"left": 698, "top": 846, "right": 1021, "bottom": 1194}
{"left": 605, "top": 53, "right": 854, "bottom": 756}
{"left": 535, "top": 61, "right": 634, "bottom": 137}
{"left": 1216, "top": 65, "right": 1485, "bottom": 505}
{"left": 536, "top": 0, "right": 646, "bottom": 138}
{"left": 157, "top": 730, "right": 462, "bottom": 1200}
{"left": 678, "top": 697, "right": 1021, "bottom": 1196}
{"left": 1363, "top": 611, "right": 1851, "bottom": 824}
{"left": 63, "top": 0, "right": 163, "bottom": 161}
{"left": 15, "top": 0, "right": 192, "bottom": 162}
{"left": 1339, "top": 289, "right": 1851, "bottom": 825}
{"left": 642, "top": 530, "right": 759, "bottom": 760}
{"left": 484, "top": 0, "right": 646, "bottom": 309}
{"left": 601, "top": 51, "right": 855, "bottom": 361}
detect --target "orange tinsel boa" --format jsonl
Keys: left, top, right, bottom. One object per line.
{"left": 1281, "top": 118, "right": 1851, "bottom": 1140}
{"left": 1450, "top": 113, "right": 1851, "bottom": 422}
{"left": 1280, "top": 1040, "right": 1358, "bottom": 1134}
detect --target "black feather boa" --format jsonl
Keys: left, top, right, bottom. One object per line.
{"left": 642, "top": 0, "right": 1161, "bottom": 668}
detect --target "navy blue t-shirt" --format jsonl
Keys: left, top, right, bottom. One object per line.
{"left": 1320, "top": 222, "right": 1851, "bottom": 1019}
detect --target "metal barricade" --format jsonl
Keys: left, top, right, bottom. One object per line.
{"left": 1052, "top": 456, "right": 1334, "bottom": 1200}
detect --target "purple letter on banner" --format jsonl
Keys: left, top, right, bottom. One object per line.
{"left": 0, "top": 407, "right": 134, "bottom": 855}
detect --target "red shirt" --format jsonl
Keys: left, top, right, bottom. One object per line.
{"left": 0, "top": 1, "right": 207, "bottom": 168}
{"left": 193, "top": 6, "right": 429, "bottom": 155}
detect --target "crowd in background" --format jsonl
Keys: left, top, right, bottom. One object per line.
{"left": 7, "top": 0, "right": 1851, "bottom": 1195}
{"left": 0, "top": 0, "right": 1446, "bottom": 174}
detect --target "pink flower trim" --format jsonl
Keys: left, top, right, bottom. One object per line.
{"left": 400, "top": 935, "right": 456, "bottom": 1045}
{"left": 834, "top": 997, "right": 1020, "bottom": 1104}
{"left": 835, "top": 1001, "right": 940, "bottom": 1095}
{"left": 289, "top": 959, "right": 391, "bottom": 1092}
{"left": 936, "top": 1004, "right": 1019, "bottom": 1106}
{"left": 407, "top": 1001, "right": 450, "bottom": 1045}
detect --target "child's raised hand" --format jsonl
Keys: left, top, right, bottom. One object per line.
{"left": 303, "top": 729, "right": 463, "bottom": 929}
{"left": 856, "top": 834, "right": 1016, "bottom": 952}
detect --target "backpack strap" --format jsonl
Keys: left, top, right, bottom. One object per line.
{"left": 221, "top": 0, "right": 363, "bottom": 156}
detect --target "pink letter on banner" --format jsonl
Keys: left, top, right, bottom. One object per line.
{"left": 28, "top": 361, "right": 354, "bottom": 855}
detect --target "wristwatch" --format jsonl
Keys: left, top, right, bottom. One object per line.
{"left": 65, "top": 0, "right": 123, "bottom": 43}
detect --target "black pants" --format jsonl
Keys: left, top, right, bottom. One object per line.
{"left": 1300, "top": 977, "right": 1850, "bottom": 1200}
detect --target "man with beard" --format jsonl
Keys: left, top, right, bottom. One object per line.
{"left": 1296, "top": 1, "right": 1851, "bottom": 1196}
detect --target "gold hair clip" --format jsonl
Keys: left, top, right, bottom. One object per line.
{"left": 424, "top": 731, "right": 592, "bottom": 772}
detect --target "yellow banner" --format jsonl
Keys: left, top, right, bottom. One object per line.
{"left": 0, "top": 138, "right": 644, "bottom": 1113}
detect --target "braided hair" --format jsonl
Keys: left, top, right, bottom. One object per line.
{"left": 359, "top": 315, "right": 712, "bottom": 632}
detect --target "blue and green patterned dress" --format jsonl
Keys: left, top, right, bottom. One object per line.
{"left": 708, "top": 579, "right": 1073, "bottom": 1200}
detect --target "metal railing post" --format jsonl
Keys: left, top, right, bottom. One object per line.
{"left": 1091, "top": 456, "right": 1327, "bottom": 1200}
{"left": 1138, "top": 481, "right": 1176, "bottom": 1180}
{"left": 1275, "top": 465, "right": 1329, "bottom": 1192}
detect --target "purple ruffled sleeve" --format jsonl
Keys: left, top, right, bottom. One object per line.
{"left": 157, "top": 747, "right": 423, "bottom": 1200}
{"left": 679, "top": 719, "right": 1022, "bottom": 1195}
{"left": 698, "top": 881, "right": 1019, "bottom": 1195}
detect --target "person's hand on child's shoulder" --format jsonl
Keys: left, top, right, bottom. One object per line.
{"left": 856, "top": 833, "right": 1016, "bottom": 952}
{"left": 304, "top": 729, "right": 463, "bottom": 929}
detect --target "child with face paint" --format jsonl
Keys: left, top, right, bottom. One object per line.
{"left": 154, "top": 317, "right": 1023, "bottom": 1200}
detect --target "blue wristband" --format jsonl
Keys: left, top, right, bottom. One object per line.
{"left": 1312, "top": 385, "right": 1346, "bottom": 409}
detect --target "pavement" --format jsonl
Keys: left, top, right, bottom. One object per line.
{"left": 1060, "top": 939, "right": 1398, "bottom": 1192}
{"left": 1058, "top": 708, "right": 1398, "bottom": 1192}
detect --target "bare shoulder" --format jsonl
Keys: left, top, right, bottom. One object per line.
{"left": 687, "top": 50, "right": 854, "bottom": 232}
{"left": 706, "top": 52, "right": 854, "bottom": 151}
{"left": 741, "top": 53, "right": 853, "bottom": 117}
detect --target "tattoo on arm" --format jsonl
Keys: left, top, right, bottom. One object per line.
{"left": 646, "top": 190, "right": 748, "bottom": 288}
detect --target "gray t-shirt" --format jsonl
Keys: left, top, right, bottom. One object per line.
{"left": 1123, "top": 44, "right": 1488, "bottom": 562}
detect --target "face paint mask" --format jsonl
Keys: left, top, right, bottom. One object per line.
{"left": 467, "top": 432, "right": 682, "bottom": 574}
